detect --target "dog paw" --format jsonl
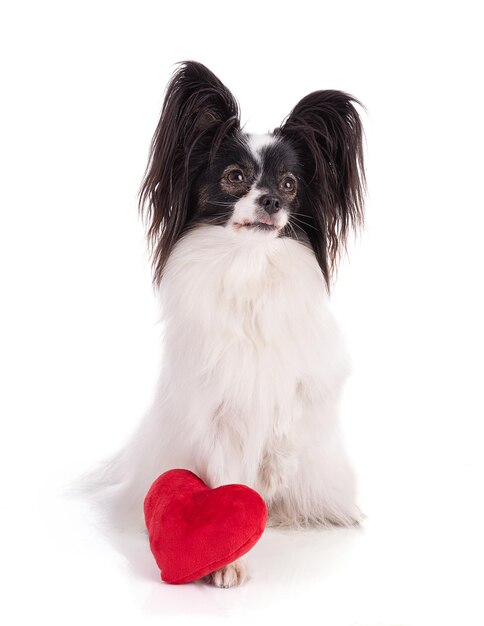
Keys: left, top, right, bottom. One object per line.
{"left": 204, "top": 559, "right": 249, "bottom": 588}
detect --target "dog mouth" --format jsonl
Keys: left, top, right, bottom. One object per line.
{"left": 234, "top": 220, "right": 278, "bottom": 232}
{"left": 247, "top": 222, "right": 277, "bottom": 231}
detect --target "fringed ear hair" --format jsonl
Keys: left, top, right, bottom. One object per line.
{"left": 276, "top": 90, "right": 366, "bottom": 289}
{"left": 139, "top": 61, "right": 240, "bottom": 285}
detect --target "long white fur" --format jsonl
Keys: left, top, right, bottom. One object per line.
{"left": 80, "top": 219, "right": 360, "bottom": 532}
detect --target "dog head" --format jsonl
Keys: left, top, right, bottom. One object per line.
{"left": 139, "top": 61, "right": 365, "bottom": 287}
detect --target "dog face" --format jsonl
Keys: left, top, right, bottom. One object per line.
{"left": 193, "top": 132, "right": 302, "bottom": 237}
{"left": 139, "top": 61, "right": 365, "bottom": 288}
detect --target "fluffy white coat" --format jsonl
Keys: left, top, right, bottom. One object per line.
{"left": 85, "top": 223, "right": 360, "bottom": 531}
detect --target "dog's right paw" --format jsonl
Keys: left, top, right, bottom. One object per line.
{"left": 204, "top": 559, "right": 249, "bottom": 588}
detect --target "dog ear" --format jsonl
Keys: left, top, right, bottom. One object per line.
{"left": 276, "top": 90, "right": 366, "bottom": 288}
{"left": 139, "top": 61, "right": 240, "bottom": 285}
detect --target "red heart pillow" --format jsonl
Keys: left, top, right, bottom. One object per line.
{"left": 144, "top": 469, "right": 268, "bottom": 584}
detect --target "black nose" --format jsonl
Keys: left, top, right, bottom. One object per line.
{"left": 259, "top": 194, "right": 281, "bottom": 215}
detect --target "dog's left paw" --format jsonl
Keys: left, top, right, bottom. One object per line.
{"left": 204, "top": 559, "right": 249, "bottom": 588}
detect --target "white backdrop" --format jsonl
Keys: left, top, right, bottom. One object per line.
{"left": 1, "top": 1, "right": 483, "bottom": 625}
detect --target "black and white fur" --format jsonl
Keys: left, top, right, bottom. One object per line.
{"left": 81, "top": 61, "right": 366, "bottom": 588}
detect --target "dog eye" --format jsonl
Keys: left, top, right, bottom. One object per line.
{"left": 282, "top": 176, "right": 296, "bottom": 192}
{"left": 227, "top": 169, "right": 245, "bottom": 183}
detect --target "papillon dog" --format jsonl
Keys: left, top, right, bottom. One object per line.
{"left": 82, "top": 61, "right": 366, "bottom": 588}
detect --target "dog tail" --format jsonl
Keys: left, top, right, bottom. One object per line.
{"left": 61, "top": 441, "right": 149, "bottom": 532}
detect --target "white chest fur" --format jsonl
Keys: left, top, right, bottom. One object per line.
{"left": 156, "top": 225, "right": 350, "bottom": 491}
{"left": 85, "top": 224, "right": 359, "bottom": 531}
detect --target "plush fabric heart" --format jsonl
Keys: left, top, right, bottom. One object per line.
{"left": 144, "top": 469, "right": 268, "bottom": 584}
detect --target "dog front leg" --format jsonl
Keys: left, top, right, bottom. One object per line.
{"left": 194, "top": 403, "right": 254, "bottom": 588}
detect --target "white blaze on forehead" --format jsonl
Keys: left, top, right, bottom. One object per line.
{"left": 247, "top": 133, "right": 275, "bottom": 163}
